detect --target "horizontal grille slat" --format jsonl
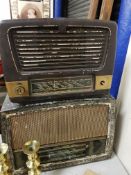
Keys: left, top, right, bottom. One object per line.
{"left": 16, "top": 44, "right": 104, "bottom": 49}
{"left": 9, "top": 25, "right": 110, "bottom": 72}
{"left": 15, "top": 26, "right": 59, "bottom": 33}
{"left": 15, "top": 38, "right": 106, "bottom": 43}
{"left": 18, "top": 47, "right": 102, "bottom": 56}
{"left": 20, "top": 60, "right": 101, "bottom": 66}
{"left": 17, "top": 50, "right": 103, "bottom": 55}
{"left": 18, "top": 54, "right": 102, "bottom": 60}
{"left": 19, "top": 53, "right": 102, "bottom": 58}
{"left": 14, "top": 29, "right": 106, "bottom": 33}
{"left": 17, "top": 47, "right": 103, "bottom": 52}
{"left": 21, "top": 64, "right": 101, "bottom": 71}
{"left": 14, "top": 28, "right": 106, "bottom": 33}
{"left": 16, "top": 42, "right": 104, "bottom": 47}
{"left": 14, "top": 34, "right": 107, "bottom": 39}
{"left": 19, "top": 57, "right": 101, "bottom": 62}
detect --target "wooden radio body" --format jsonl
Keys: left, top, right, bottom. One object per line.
{"left": 1, "top": 96, "right": 116, "bottom": 174}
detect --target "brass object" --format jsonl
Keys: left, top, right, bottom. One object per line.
{"left": 95, "top": 75, "right": 112, "bottom": 90}
{"left": 23, "top": 140, "right": 41, "bottom": 175}
{"left": 5, "top": 81, "right": 29, "bottom": 97}
{"left": 0, "top": 143, "right": 10, "bottom": 175}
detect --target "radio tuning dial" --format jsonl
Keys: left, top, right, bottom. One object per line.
{"left": 15, "top": 86, "right": 25, "bottom": 95}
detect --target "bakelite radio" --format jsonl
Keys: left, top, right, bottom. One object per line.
{"left": 0, "top": 19, "right": 116, "bottom": 103}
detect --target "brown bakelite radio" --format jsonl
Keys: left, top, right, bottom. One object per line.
{"left": 1, "top": 96, "right": 116, "bottom": 174}
{"left": 0, "top": 19, "right": 116, "bottom": 103}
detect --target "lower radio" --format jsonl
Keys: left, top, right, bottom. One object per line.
{"left": 0, "top": 96, "right": 116, "bottom": 174}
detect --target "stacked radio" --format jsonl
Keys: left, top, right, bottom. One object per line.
{"left": 0, "top": 19, "right": 117, "bottom": 174}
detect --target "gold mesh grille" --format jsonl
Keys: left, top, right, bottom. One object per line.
{"left": 9, "top": 104, "right": 109, "bottom": 150}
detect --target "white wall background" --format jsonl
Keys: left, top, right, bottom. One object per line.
{"left": 0, "top": 0, "right": 131, "bottom": 174}
{"left": 0, "top": 0, "right": 10, "bottom": 20}
{"left": 115, "top": 37, "right": 131, "bottom": 174}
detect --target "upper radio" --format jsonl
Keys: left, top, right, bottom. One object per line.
{"left": 0, "top": 19, "right": 116, "bottom": 103}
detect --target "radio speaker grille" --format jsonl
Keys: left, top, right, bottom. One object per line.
{"left": 9, "top": 26, "right": 110, "bottom": 72}
{"left": 9, "top": 104, "right": 109, "bottom": 150}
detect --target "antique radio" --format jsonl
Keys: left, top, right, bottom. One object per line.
{"left": 0, "top": 96, "right": 116, "bottom": 174}
{"left": 0, "top": 19, "right": 116, "bottom": 103}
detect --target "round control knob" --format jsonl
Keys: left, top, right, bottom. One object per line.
{"left": 100, "top": 80, "right": 105, "bottom": 86}
{"left": 15, "top": 86, "right": 25, "bottom": 95}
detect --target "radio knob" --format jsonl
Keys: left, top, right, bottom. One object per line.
{"left": 15, "top": 86, "right": 25, "bottom": 95}
{"left": 100, "top": 80, "right": 105, "bottom": 86}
